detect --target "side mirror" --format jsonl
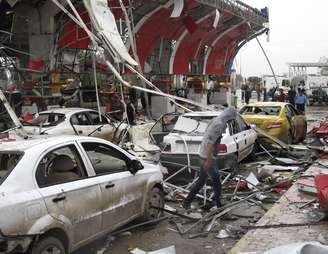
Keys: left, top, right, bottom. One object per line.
{"left": 131, "top": 159, "right": 144, "bottom": 174}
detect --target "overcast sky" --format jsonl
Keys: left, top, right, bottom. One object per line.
{"left": 235, "top": 0, "right": 328, "bottom": 77}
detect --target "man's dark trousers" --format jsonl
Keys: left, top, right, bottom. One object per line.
{"left": 184, "top": 158, "right": 222, "bottom": 208}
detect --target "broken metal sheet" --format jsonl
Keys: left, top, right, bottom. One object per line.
{"left": 261, "top": 165, "right": 300, "bottom": 172}
{"left": 315, "top": 174, "right": 328, "bottom": 211}
{"left": 130, "top": 246, "right": 176, "bottom": 254}
{"left": 307, "top": 146, "right": 328, "bottom": 153}
{"left": 317, "top": 160, "right": 328, "bottom": 168}
{"left": 213, "top": 9, "right": 221, "bottom": 28}
{"left": 245, "top": 172, "right": 259, "bottom": 189}
{"left": 297, "top": 178, "right": 317, "bottom": 195}
{"left": 83, "top": 0, "right": 138, "bottom": 66}
{"left": 170, "top": 0, "right": 184, "bottom": 18}
{"left": 255, "top": 127, "right": 289, "bottom": 150}
{"left": 270, "top": 157, "right": 303, "bottom": 166}
{"left": 290, "top": 145, "right": 310, "bottom": 151}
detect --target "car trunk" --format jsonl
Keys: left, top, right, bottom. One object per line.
{"left": 243, "top": 115, "right": 281, "bottom": 130}
{"left": 24, "top": 126, "right": 50, "bottom": 135}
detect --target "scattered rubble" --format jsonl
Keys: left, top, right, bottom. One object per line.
{"left": 130, "top": 246, "right": 176, "bottom": 254}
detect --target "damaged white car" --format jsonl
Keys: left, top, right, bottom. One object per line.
{"left": 22, "top": 108, "right": 117, "bottom": 140}
{"left": 0, "top": 136, "right": 163, "bottom": 254}
{"left": 151, "top": 111, "right": 257, "bottom": 171}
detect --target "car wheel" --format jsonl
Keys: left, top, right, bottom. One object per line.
{"left": 143, "top": 187, "right": 164, "bottom": 221}
{"left": 30, "top": 236, "right": 66, "bottom": 254}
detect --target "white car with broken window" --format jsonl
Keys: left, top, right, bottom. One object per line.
{"left": 0, "top": 136, "right": 163, "bottom": 254}
{"left": 151, "top": 111, "right": 257, "bottom": 171}
{"left": 22, "top": 108, "right": 118, "bottom": 140}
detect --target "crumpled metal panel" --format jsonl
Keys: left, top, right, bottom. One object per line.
{"left": 83, "top": 0, "right": 138, "bottom": 66}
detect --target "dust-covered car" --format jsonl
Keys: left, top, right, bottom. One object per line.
{"left": 23, "top": 108, "right": 118, "bottom": 140}
{"left": 240, "top": 102, "right": 307, "bottom": 144}
{"left": 150, "top": 111, "right": 257, "bottom": 171}
{"left": 0, "top": 136, "right": 163, "bottom": 254}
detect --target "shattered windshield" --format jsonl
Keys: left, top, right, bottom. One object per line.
{"left": 24, "top": 113, "right": 65, "bottom": 127}
{"left": 0, "top": 152, "right": 23, "bottom": 183}
{"left": 240, "top": 106, "right": 281, "bottom": 116}
{"left": 173, "top": 115, "right": 217, "bottom": 134}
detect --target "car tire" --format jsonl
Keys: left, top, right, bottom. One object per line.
{"left": 142, "top": 187, "right": 164, "bottom": 221}
{"left": 30, "top": 236, "right": 66, "bottom": 254}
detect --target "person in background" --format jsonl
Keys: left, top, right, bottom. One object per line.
{"left": 256, "top": 84, "right": 261, "bottom": 101}
{"left": 125, "top": 97, "right": 136, "bottom": 125}
{"left": 295, "top": 89, "right": 308, "bottom": 114}
{"left": 207, "top": 76, "right": 215, "bottom": 105}
{"left": 288, "top": 86, "right": 296, "bottom": 107}
{"left": 244, "top": 84, "right": 251, "bottom": 104}
{"left": 263, "top": 83, "right": 267, "bottom": 102}
{"left": 278, "top": 88, "right": 286, "bottom": 102}
{"left": 182, "top": 107, "right": 237, "bottom": 210}
{"left": 241, "top": 83, "right": 246, "bottom": 102}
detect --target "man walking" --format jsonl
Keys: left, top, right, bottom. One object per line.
{"left": 244, "top": 84, "right": 251, "bottom": 104}
{"left": 295, "top": 89, "right": 308, "bottom": 114}
{"left": 182, "top": 107, "right": 237, "bottom": 210}
{"left": 288, "top": 86, "right": 296, "bottom": 107}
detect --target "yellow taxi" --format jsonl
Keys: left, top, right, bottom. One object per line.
{"left": 240, "top": 102, "right": 307, "bottom": 144}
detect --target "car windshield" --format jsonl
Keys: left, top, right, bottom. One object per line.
{"left": 24, "top": 113, "right": 65, "bottom": 127}
{"left": 172, "top": 115, "right": 217, "bottom": 134}
{"left": 240, "top": 106, "right": 281, "bottom": 116}
{"left": 0, "top": 152, "right": 23, "bottom": 183}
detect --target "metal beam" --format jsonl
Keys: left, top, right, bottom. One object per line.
{"left": 196, "top": 0, "right": 268, "bottom": 27}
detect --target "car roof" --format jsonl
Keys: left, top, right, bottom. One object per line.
{"left": 39, "top": 108, "right": 95, "bottom": 115}
{"left": 245, "top": 102, "right": 287, "bottom": 107}
{"left": 0, "top": 135, "right": 101, "bottom": 152}
{"left": 183, "top": 111, "right": 223, "bottom": 117}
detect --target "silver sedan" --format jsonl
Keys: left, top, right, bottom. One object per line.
{"left": 0, "top": 136, "right": 164, "bottom": 254}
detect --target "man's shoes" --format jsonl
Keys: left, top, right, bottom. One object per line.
{"left": 182, "top": 201, "right": 191, "bottom": 210}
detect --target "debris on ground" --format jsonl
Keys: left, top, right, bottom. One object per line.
{"left": 130, "top": 246, "right": 176, "bottom": 254}
{"left": 261, "top": 241, "right": 328, "bottom": 254}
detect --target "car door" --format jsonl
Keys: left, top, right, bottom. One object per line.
{"left": 70, "top": 112, "right": 94, "bottom": 136}
{"left": 79, "top": 141, "right": 147, "bottom": 232}
{"left": 287, "top": 104, "right": 305, "bottom": 140}
{"left": 285, "top": 104, "right": 299, "bottom": 139}
{"left": 87, "top": 111, "right": 115, "bottom": 140}
{"left": 236, "top": 115, "right": 256, "bottom": 158}
{"left": 230, "top": 116, "right": 249, "bottom": 161}
{"left": 35, "top": 143, "right": 102, "bottom": 246}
